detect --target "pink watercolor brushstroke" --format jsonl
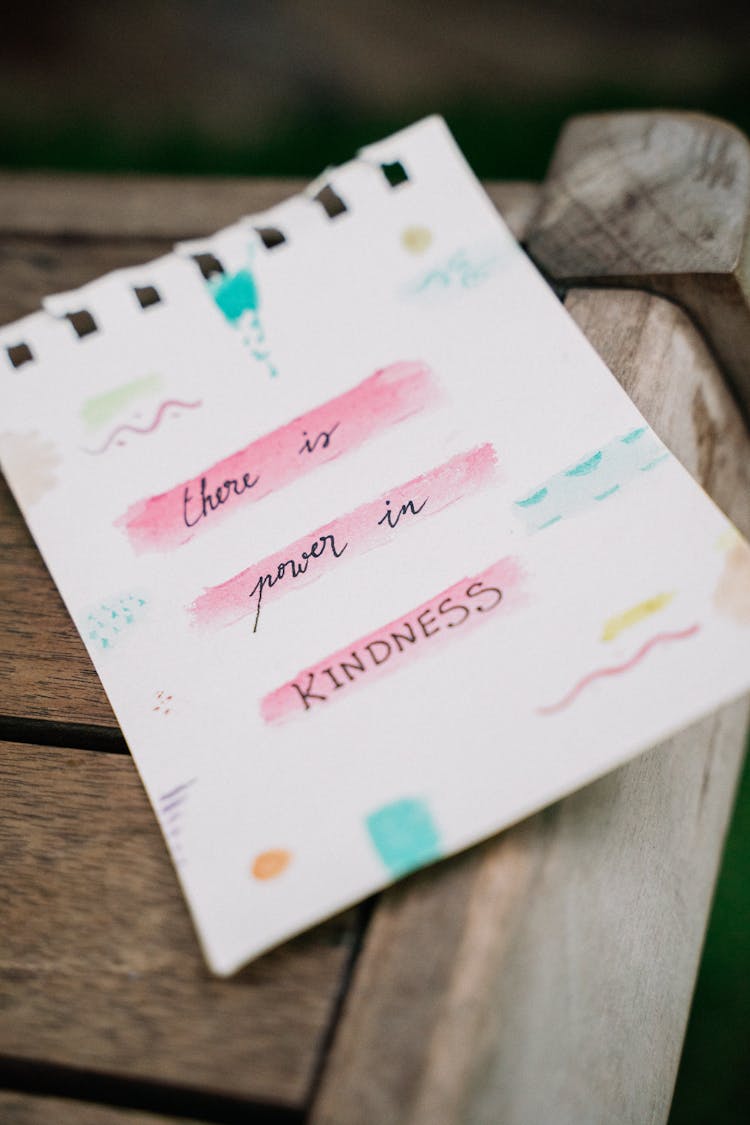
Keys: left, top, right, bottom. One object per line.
{"left": 118, "top": 361, "right": 438, "bottom": 553}
{"left": 536, "top": 624, "right": 701, "bottom": 716}
{"left": 261, "top": 556, "right": 526, "bottom": 723}
{"left": 189, "top": 443, "right": 499, "bottom": 631}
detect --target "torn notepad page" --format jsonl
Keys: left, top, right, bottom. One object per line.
{"left": 2, "top": 117, "right": 750, "bottom": 975}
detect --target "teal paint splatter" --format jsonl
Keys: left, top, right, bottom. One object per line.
{"left": 83, "top": 592, "right": 148, "bottom": 652}
{"left": 514, "top": 426, "right": 670, "bottom": 533}
{"left": 366, "top": 797, "right": 442, "bottom": 877}
{"left": 207, "top": 251, "right": 278, "bottom": 377}
{"left": 209, "top": 269, "right": 258, "bottom": 322}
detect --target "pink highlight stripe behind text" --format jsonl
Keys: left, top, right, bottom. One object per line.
{"left": 261, "top": 556, "right": 526, "bottom": 723}
{"left": 118, "top": 360, "right": 437, "bottom": 552}
{"left": 190, "top": 443, "right": 498, "bottom": 630}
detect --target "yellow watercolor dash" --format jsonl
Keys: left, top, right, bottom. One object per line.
{"left": 601, "top": 592, "right": 674, "bottom": 642}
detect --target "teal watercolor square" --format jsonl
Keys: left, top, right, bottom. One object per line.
{"left": 366, "top": 797, "right": 442, "bottom": 877}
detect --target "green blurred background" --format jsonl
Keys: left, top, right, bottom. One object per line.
{"left": 1, "top": 2, "right": 748, "bottom": 1119}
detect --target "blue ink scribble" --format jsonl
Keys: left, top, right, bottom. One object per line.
{"left": 407, "top": 246, "right": 504, "bottom": 297}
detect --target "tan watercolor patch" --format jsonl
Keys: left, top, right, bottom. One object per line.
{"left": 401, "top": 225, "right": 433, "bottom": 254}
{"left": 0, "top": 431, "right": 61, "bottom": 506}
{"left": 714, "top": 540, "right": 750, "bottom": 626}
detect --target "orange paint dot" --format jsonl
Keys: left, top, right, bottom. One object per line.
{"left": 252, "top": 848, "right": 292, "bottom": 880}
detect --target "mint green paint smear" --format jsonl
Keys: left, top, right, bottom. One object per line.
{"left": 366, "top": 797, "right": 442, "bottom": 877}
{"left": 514, "top": 425, "right": 670, "bottom": 533}
{"left": 210, "top": 269, "right": 259, "bottom": 322}
{"left": 80, "top": 374, "right": 163, "bottom": 431}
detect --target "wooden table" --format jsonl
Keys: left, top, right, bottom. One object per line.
{"left": 2, "top": 112, "right": 749, "bottom": 1125}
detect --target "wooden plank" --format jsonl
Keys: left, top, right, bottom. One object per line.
{"left": 0, "top": 175, "right": 306, "bottom": 241}
{"left": 0, "top": 740, "right": 357, "bottom": 1109}
{"left": 0, "top": 179, "right": 538, "bottom": 730}
{"left": 0, "top": 473, "right": 118, "bottom": 730}
{"left": 0, "top": 1091, "right": 213, "bottom": 1125}
{"left": 526, "top": 112, "right": 750, "bottom": 416}
{"left": 310, "top": 288, "right": 750, "bottom": 1125}
{"left": 0, "top": 174, "right": 536, "bottom": 242}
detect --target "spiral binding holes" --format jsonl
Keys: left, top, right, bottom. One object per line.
{"left": 192, "top": 252, "right": 225, "bottom": 280}
{"left": 381, "top": 160, "right": 409, "bottom": 188}
{"left": 134, "top": 285, "right": 161, "bottom": 309}
{"left": 66, "top": 310, "right": 98, "bottom": 339}
{"left": 255, "top": 227, "right": 286, "bottom": 250}
{"left": 7, "top": 342, "right": 34, "bottom": 368}
{"left": 314, "top": 184, "right": 348, "bottom": 219}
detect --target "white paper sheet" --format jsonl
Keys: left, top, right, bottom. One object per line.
{"left": 2, "top": 117, "right": 750, "bottom": 974}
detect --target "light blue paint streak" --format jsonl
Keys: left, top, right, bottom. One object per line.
{"left": 366, "top": 797, "right": 442, "bottom": 877}
{"left": 622, "top": 427, "right": 647, "bottom": 444}
{"left": 640, "top": 453, "right": 671, "bottom": 471}
{"left": 594, "top": 484, "right": 620, "bottom": 501}
{"left": 514, "top": 426, "right": 669, "bottom": 533}
{"left": 565, "top": 450, "right": 603, "bottom": 477}
{"left": 517, "top": 486, "right": 548, "bottom": 508}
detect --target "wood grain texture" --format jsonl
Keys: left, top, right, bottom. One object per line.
{"left": 0, "top": 174, "right": 535, "bottom": 242}
{"left": 526, "top": 112, "right": 750, "bottom": 416}
{"left": 0, "top": 178, "right": 537, "bottom": 729}
{"left": 0, "top": 1092, "right": 212, "bottom": 1125}
{"left": 311, "top": 288, "right": 750, "bottom": 1125}
{"left": 0, "top": 740, "right": 357, "bottom": 1108}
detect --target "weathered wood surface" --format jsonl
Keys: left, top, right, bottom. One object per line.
{"left": 0, "top": 176, "right": 537, "bottom": 729}
{"left": 0, "top": 1091, "right": 211, "bottom": 1125}
{"left": 0, "top": 174, "right": 537, "bottom": 242}
{"left": 1, "top": 159, "right": 748, "bottom": 1125}
{"left": 527, "top": 112, "right": 750, "bottom": 416}
{"left": 0, "top": 740, "right": 356, "bottom": 1109}
{"left": 311, "top": 288, "right": 750, "bottom": 1125}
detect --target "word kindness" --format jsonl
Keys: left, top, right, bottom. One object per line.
{"left": 291, "top": 581, "right": 501, "bottom": 709}
{"left": 260, "top": 556, "right": 525, "bottom": 724}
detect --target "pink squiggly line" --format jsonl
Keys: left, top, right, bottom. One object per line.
{"left": 537, "top": 624, "right": 701, "bottom": 716}
{"left": 84, "top": 399, "right": 202, "bottom": 455}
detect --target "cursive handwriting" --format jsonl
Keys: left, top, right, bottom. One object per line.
{"left": 299, "top": 423, "right": 340, "bottom": 455}
{"left": 183, "top": 472, "right": 260, "bottom": 528}
{"left": 290, "top": 580, "right": 503, "bottom": 710}
{"left": 377, "top": 496, "right": 428, "bottom": 529}
{"left": 249, "top": 532, "right": 348, "bottom": 632}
